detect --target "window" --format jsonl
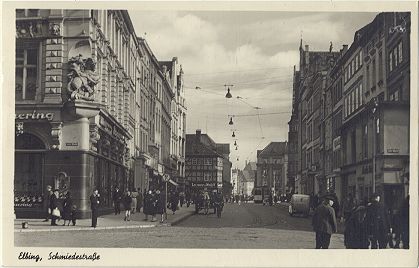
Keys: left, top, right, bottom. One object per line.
{"left": 351, "top": 130, "right": 356, "bottom": 164}
{"left": 389, "top": 51, "right": 393, "bottom": 72}
{"left": 371, "top": 59, "right": 376, "bottom": 89}
{"left": 362, "top": 124, "right": 368, "bottom": 159}
{"left": 16, "top": 47, "right": 39, "bottom": 101}
{"left": 366, "top": 65, "right": 370, "bottom": 90}
{"left": 378, "top": 51, "right": 383, "bottom": 82}
{"left": 398, "top": 42, "right": 403, "bottom": 64}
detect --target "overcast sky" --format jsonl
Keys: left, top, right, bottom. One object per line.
{"left": 129, "top": 11, "right": 378, "bottom": 169}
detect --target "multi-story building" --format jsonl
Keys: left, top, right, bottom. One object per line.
{"left": 256, "top": 142, "right": 288, "bottom": 196}
{"left": 340, "top": 12, "right": 410, "bottom": 207}
{"left": 287, "top": 66, "right": 300, "bottom": 194}
{"left": 185, "top": 130, "right": 225, "bottom": 194}
{"left": 161, "top": 58, "right": 187, "bottom": 188}
{"left": 295, "top": 42, "right": 340, "bottom": 195}
{"left": 14, "top": 9, "right": 186, "bottom": 218}
{"left": 15, "top": 10, "right": 138, "bottom": 217}
{"left": 383, "top": 12, "right": 410, "bottom": 210}
{"left": 326, "top": 45, "right": 348, "bottom": 203}
{"left": 238, "top": 161, "right": 256, "bottom": 196}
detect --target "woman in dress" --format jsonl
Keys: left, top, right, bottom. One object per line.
{"left": 62, "top": 192, "right": 76, "bottom": 226}
{"left": 122, "top": 191, "right": 132, "bottom": 221}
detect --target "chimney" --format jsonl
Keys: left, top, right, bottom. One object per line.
{"left": 342, "top": 45, "right": 348, "bottom": 52}
{"left": 196, "top": 129, "right": 201, "bottom": 143}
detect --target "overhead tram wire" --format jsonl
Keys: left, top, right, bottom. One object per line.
{"left": 185, "top": 66, "right": 294, "bottom": 76}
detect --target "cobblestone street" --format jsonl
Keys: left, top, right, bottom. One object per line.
{"left": 15, "top": 203, "right": 344, "bottom": 248}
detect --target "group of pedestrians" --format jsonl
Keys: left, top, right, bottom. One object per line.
{"left": 43, "top": 185, "right": 77, "bottom": 227}
{"left": 112, "top": 187, "right": 143, "bottom": 221}
{"left": 343, "top": 193, "right": 410, "bottom": 249}
{"left": 312, "top": 192, "right": 410, "bottom": 249}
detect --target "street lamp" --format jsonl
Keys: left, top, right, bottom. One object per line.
{"left": 229, "top": 117, "right": 234, "bottom": 125}
{"left": 232, "top": 131, "right": 236, "bottom": 137}
{"left": 225, "top": 84, "right": 233, "bottom": 98}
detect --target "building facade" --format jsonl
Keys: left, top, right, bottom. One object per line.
{"left": 256, "top": 142, "right": 288, "bottom": 197}
{"left": 185, "top": 130, "right": 224, "bottom": 194}
{"left": 14, "top": 9, "right": 186, "bottom": 218}
{"left": 288, "top": 12, "right": 410, "bottom": 207}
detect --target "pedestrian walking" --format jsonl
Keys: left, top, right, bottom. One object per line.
{"left": 344, "top": 205, "right": 369, "bottom": 249}
{"left": 400, "top": 195, "right": 409, "bottom": 249}
{"left": 136, "top": 188, "right": 143, "bottom": 213}
{"left": 170, "top": 191, "right": 179, "bottom": 214}
{"left": 112, "top": 187, "right": 122, "bottom": 215}
{"left": 90, "top": 189, "right": 100, "bottom": 228}
{"left": 179, "top": 192, "right": 185, "bottom": 208}
{"left": 43, "top": 185, "right": 53, "bottom": 222}
{"left": 130, "top": 189, "right": 138, "bottom": 214}
{"left": 341, "top": 194, "right": 355, "bottom": 222}
{"left": 365, "top": 193, "right": 390, "bottom": 249}
{"left": 123, "top": 191, "right": 132, "bottom": 221}
{"left": 155, "top": 190, "right": 165, "bottom": 223}
{"left": 62, "top": 192, "right": 77, "bottom": 226}
{"left": 312, "top": 194, "right": 337, "bottom": 249}
{"left": 185, "top": 191, "right": 191, "bottom": 207}
{"left": 49, "top": 189, "right": 60, "bottom": 226}
{"left": 143, "top": 190, "right": 153, "bottom": 221}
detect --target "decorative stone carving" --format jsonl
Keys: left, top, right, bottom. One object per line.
{"left": 64, "top": 54, "right": 100, "bottom": 102}
{"left": 16, "top": 21, "right": 44, "bottom": 38}
{"left": 49, "top": 23, "right": 61, "bottom": 36}
{"left": 89, "top": 124, "right": 100, "bottom": 152}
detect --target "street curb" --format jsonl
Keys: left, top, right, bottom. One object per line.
{"left": 167, "top": 211, "right": 195, "bottom": 226}
{"left": 14, "top": 224, "right": 158, "bottom": 233}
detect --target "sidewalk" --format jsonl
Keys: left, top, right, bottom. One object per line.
{"left": 14, "top": 205, "right": 195, "bottom": 233}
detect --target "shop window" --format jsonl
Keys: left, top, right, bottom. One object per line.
{"left": 16, "top": 47, "right": 39, "bottom": 101}
{"left": 14, "top": 152, "right": 44, "bottom": 207}
{"left": 55, "top": 172, "right": 70, "bottom": 199}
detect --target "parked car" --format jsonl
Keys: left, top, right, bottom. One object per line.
{"left": 288, "top": 194, "right": 310, "bottom": 217}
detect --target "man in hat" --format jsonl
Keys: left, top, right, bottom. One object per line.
{"left": 90, "top": 189, "right": 100, "bottom": 228}
{"left": 366, "top": 193, "right": 390, "bottom": 249}
{"left": 312, "top": 194, "right": 338, "bottom": 249}
{"left": 42, "top": 185, "right": 53, "bottom": 222}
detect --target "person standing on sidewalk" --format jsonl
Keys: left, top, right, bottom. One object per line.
{"left": 136, "top": 188, "right": 143, "bottom": 213}
{"left": 130, "top": 189, "right": 138, "bottom": 214}
{"left": 155, "top": 190, "right": 165, "bottom": 223}
{"left": 43, "top": 185, "right": 53, "bottom": 222}
{"left": 400, "top": 195, "right": 409, "bottom": 249}
{"left": 112, "top": 187, "right": 122, "bottom": 215}
{"left": 366, "top": 193, "right": 390, "bottom": 249}
{"left": 62, "top": 192, "right": 76, "bottom": 226}
{"left": 170, "top": 190, "right": 179, "bottom": 215}
{"left": 123, "top": 191, "right": 132, "bottom": 221}
{"left": 143, "top": 190, "right": 152, "bottom": 221}
{"left": 90, "top": 189, "right": 100, "bottom": 228}
{"left": 312, "top": 194, "right": 337, "bottom": 249}
{"left": 50, "top": 189, "right": 60, "bottom": 226}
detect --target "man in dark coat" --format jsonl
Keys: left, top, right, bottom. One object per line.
{"left": 49, "top": 189, "right": 59, "bottom": 226}
{"left": 344, "top": 205, "right": 369, "bottom": 249}
{"left": 43, "top": 185, "right": 53, "bottom": 222}
{"left": 90, "top": 189, "right": 100, "bottom": 228}
{"left": 400, "top": 195, "right": 409, "bottom": 249}
{"left": 312, "top": 195, "right": 337, "bottom": 249}
{"left": 112, "top": 187, "right": 122, "bottom": 215}
{"left": 366, "top": 193, "right": 390, "bottom": 249}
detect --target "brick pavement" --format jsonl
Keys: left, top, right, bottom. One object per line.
{"left": 14, "top": 205, "right": 195, "bottom": 233}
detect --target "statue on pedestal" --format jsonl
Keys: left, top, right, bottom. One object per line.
{"left": 64, "top": 54, "right": 100, "bottom": 102}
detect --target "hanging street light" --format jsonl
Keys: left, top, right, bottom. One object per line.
{"left": 235, "top": 146, "right": 238, "bottom": 150}
{"left": 234, "top": 141, "right": 237, "bottom": 146}
{"left": 229, "top": 117, "right": 234, "bottom": 125}
{"left": 232, "top": 131, "right": 236, "bottom": 137}
{"left": 225, "top": 84, "right": 233, "bottom": 98}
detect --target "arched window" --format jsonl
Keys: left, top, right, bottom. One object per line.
{"left": 15, "top": 133, "right": 46, "bottom": 150}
